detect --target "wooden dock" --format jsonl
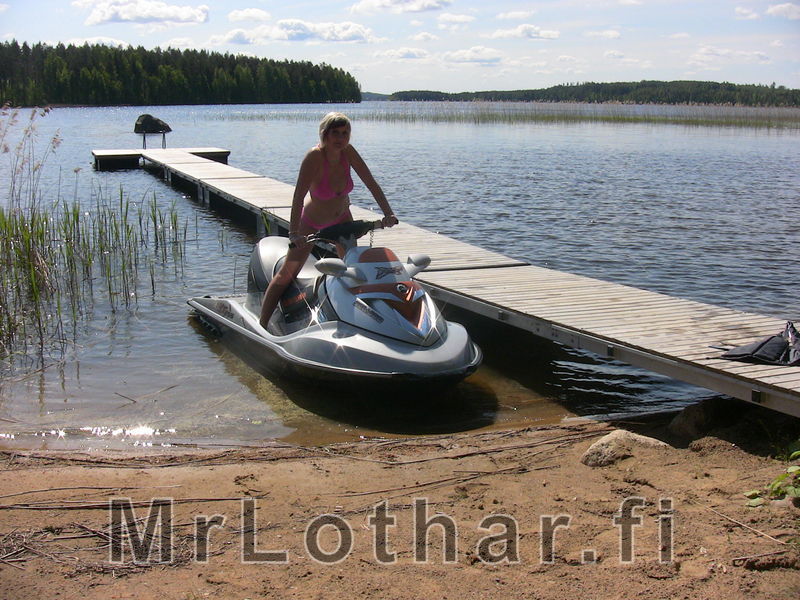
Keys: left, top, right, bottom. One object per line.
{"left": 92, "top": 147, "right": 230, "bottom": 170}
{"left": 94, "top": 148, "right": 800, "bottom": 417}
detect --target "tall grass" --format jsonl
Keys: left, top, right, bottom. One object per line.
{"left": 1, "top": 105, "right": 189, "bottom": 373}
{"left": 210, "top": 101, "right": 800, "bottom": 130}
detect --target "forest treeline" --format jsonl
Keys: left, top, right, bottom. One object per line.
{"left": 0, "top": 41, "right": 361, "bottom": 106}
{"left": 390, "top": 81, "right": 800, "bottom": 107}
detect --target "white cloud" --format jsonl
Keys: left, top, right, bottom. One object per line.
{"left": 504, "top": 56, "right": 546, "bottom": 69}
{"left": 618, "top": 0, "right": 642, "bottom": 5}
{"left": 689, "top": 45, "right": 771, "bottom": 68}
{"left": 64, "top": 35, "right": 130, "bottom": 47}
{"left": 375, "top": 47, "right": 430, "bottom": 59}
{"left": 770, "top": 39, "right": 784, "bottom": 46}
{"left": 228, "top": 8, "right": 271, "bottom": 23}
{"left": 599, "top": 49, "right": 652, "bottom": 68}
{"left": 438, "top": 13, "right": 474, "bottom": 24}
{"left": 350, "top": 0, "right": 451, "bottom": 14}
{"left": 586, "top": 29, "right": 621, "bottom": 39}
{"left": 209, "top": 20, "right": 381, "bottom": 45}
{"left": 210, "top": 29, "right": 251, "bottom": 45}
{"left": 443, "top": 45, "right": 503, "bottom": 65}
{"left": 766, "top": 3, "right": 800, "bottom": 19}
{"left": 543, "top": 55, "right": 587, "bottom": 76}
{"left": 735, "top": 7, "right": 759, "bottom": 20}
{"left": 0, "top": 4, "right": 9, "bottom": 13}
{"left": 487, "top": 24, "right": 559, "bottom": 40}
{"left": 410, "top": 31, "right": 438, "bottom": 41}
{"left": 163, "top": 37, "right": 193, "bottom": 47}
{"left": 73, "top": 1, "right": 209, "bottom": 26}
{"left": 437, "top": 12, "right": 475, "bottom": 31}
{"left": 496, "top": 10, "right": 536, "bottom": 20}
{"left": 280, "top": 19, "right": 379, "bottom": 42}
{"left": 669, "top": 32, "right": 690, "bottom": 39}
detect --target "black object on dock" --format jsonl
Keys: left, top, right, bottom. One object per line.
{"left": 134, "top": 114, "right": 172, "bottom": 148}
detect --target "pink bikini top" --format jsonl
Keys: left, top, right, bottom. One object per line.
{"left": 310, "top": 150, "right": 354, "bottom": 200}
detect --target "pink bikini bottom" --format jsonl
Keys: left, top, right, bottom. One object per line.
{"left": 300, "top": 209, "right": 351, "bottom": 231}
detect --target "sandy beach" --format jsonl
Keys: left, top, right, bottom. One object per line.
{"left": 1, "top": 400, "right": 799, "bottom": 599}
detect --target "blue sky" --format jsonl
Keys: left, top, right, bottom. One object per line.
{"left": 2, "top": 1, "right": 798, "bottom": 93}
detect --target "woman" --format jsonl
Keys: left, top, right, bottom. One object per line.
{"left": 259, "top": 112, "right": 398, "bottom": 328}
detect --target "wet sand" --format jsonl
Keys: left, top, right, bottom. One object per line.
{"left": 1, "top": 402, "right": 798, "bottom": 599}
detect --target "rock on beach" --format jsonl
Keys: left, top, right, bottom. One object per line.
{"left": 580, "top": 429, "right": 669, "bottom": 467}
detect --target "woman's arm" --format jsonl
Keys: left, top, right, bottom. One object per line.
{"left": 347, "top": 146, "right": 398, "bottom": 226}
{"left": 289, "top": 149, "right": 320, "bottom": 241}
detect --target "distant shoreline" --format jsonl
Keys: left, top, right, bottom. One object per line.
{"left": 24, "top": 99, "right": 800, "bottom": 110}
{"left": 365, "top": 81, "right": 800, "bottom": 108}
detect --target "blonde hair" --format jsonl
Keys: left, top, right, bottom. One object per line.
{"left": 319, "top": 112, "right": 351, "bottom": 143}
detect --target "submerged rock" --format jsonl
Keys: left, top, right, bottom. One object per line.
{"left": 668, "top": 397, "right": 736, "bottom": 440}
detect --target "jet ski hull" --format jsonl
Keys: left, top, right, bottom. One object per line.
{"left": 188, "top": 295, "right": 482, "bottom": 389}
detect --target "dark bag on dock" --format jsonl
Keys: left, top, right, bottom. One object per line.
{"left": 721, "top": 321, "right": 800, "bottom": 366}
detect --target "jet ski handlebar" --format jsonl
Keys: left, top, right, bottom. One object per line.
{"left": 289, "top": 219, "right": 384, "bottom": 249}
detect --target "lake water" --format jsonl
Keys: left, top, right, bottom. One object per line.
{"left": 1, "top": 102, "right": 798, "bottom": 450}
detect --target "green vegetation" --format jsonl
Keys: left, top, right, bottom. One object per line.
{"left": 0, "top": 40, "right": 361, "bottom": 106}
{"left": 744, "top": 427, "right": 800, "bottom": 508}
{"left": 390, "top": 81, "right": 800, "bottom": 107}
{"left": 361, "top": 92, "right": 391, "bottom": 101}
{"left": 1, "top": 106, "right": 190, "bottom": 371}
{"left": 348, "top": 101, "right": 800, "bottom": 129}
{"left": 745, "top": 450, "right": 800, "bottom": 508}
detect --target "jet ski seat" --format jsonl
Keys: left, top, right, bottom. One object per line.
{"left": 248, "top": 236, "right": 319, "bottom": 294}
{"left": 247, "top": 236, "right": 322, "bottom": 329}
{"left": 274, "top": 255, "right": 320, "bottom": 322}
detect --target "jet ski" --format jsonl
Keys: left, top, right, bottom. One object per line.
{"left": 188, "top": 220, "right": 482, "bottom": 389}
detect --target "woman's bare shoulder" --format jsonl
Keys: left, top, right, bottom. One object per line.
{"left": 345, "top": 144, "right": 365, "bottom": 165}
{"left": 301, "top": 146, "right": 324, "bottom": 167}
{"left": 306, "top": 145, "right": 324, "bottom": 158}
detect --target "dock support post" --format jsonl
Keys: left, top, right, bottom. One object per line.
{"left": 258, "top": 210, "right": 276, "bottom": 238}
{"left": 197, "top": 184, "right": 210, "bottom": 206}
{"left": 256, "top": 214, "right": 266, "bottom": 238}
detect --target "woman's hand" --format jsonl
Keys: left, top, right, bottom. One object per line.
{"left": 381, "top": 214, "right": 398, "bottom": 228}
{"left": 288, "top": 232, "right": 308, "bottom": 249}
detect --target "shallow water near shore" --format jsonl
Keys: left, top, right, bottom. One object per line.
{"left": 1, "top": 102, "right": 798, "bottom": 449}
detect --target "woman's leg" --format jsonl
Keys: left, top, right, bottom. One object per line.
{"left": 258, "top": 244, "right": 312, "bottom": 328}
{"left": 258, "top": 209, "right": 351, "bottom": 329}
{"left": 258, "top": 224, "right": 316, "bottom": 329}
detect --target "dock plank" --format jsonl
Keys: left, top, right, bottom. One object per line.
{"left": 420, "top": 265, "right": 798, "bottom": 414}
{"left": 93, "top": 147, "right": 230, "bottom": 170}
{"left": 265, "top": 205, "right": 527, "bottom": 271}
{"left": 206, "top": 178, "right": 294, "bottom": 209}
{"left": 162, "top": 161, "right": 262, "bottom": 181}
{"left": 141, "top": 150, "right": 215, "bottom": 164}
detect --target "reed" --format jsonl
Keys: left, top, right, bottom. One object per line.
{"left": 353, "top": 102, "right": 800, "bottom": 129}
{"left": 211, "top": 101, "right": 800, "bottom": 130}
{"left": 0, "top": 106, "right": 189, "bottom": 373}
